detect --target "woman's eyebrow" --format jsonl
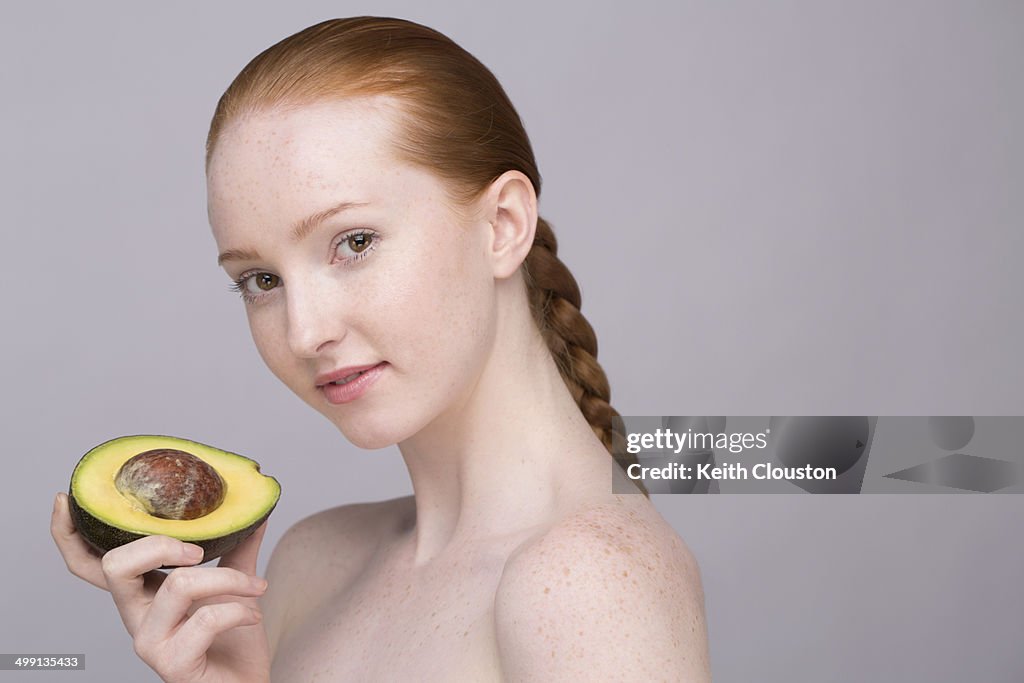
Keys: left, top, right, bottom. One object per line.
{"left": 289, "top": 200, "right": 371, "bottom": 243}
{"left": 217, "top": 200, "right": 371, "bottom": 266}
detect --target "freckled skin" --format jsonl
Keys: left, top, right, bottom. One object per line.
{"left": 491, "top": 501, "right": 713, "bottom": 681}
{"left": 257, "top": 495, "right": 710, "bottom": 681}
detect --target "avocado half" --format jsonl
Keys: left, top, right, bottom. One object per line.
{"left": 68, "top": 435, "right": 280, "bottom": 564}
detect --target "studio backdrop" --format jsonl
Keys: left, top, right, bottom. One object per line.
{"left": 2, "top": 2, "right": 1022, "bottom": 681}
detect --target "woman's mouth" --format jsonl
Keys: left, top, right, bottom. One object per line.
{"left": 331, "top": 370, "right": 366, "bottom": 385}
{"left": 319, "top": 362, "right": 387, "bottom": 404}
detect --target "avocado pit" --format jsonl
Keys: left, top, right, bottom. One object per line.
{"left": 114, "top": 448, "right": 226, "bottom": 520}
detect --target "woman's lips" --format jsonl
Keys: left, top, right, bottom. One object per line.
{"left": 320, "top": 362, "right": 387, "bottom": 404}
{"left": 315, "top": 362, "right": 384, "bottom": 387}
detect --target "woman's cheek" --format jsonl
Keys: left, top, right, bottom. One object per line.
{"left": 374, "top": 267, "right": 435, "bottom": 344}
{"left": 246, "top": 307, "right": 293, "bottom": 383}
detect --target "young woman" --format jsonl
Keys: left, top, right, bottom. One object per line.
{"left": 52, "top": 16, "right": 711, "bottom": 682}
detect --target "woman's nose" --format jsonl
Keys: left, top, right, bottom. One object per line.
{"left": 285, "top": 275, "right": 347, "bottom": 358}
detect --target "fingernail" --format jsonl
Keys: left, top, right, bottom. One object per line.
{"left": 185, "top": 544, "right": 204, "bottom": 560}
{"left": 251, "top": 576, "right": 268, "bottom": 591}
{"left": 250, "top": 608, "right": 263, "bottom": 621}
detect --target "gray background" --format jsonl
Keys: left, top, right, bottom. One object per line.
{"left": 2, "top": 1, "right": 1022, "bottom": 681}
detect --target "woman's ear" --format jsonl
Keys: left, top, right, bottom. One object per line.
{"left": 485, "top": 170, "right": 538, "bottom": 279}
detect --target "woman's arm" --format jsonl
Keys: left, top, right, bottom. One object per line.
{"left": 494, "top": 505, "right": 711, "bottom": 682}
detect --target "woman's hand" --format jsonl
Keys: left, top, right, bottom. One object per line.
{"left": 51, "top": 492, "right": 271, "bottom": 683}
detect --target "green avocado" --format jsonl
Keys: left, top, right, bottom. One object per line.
{"left": 68, "top": 435, "right": 280, "bottom": 564}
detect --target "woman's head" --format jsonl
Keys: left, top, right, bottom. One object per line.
{"left": 205, "top": 16, "right": 648, "bottom": 495}
{"left": 208, "top": 96, "right": 522, "bottom": 452}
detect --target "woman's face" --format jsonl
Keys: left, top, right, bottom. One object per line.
{"left": 206, "top": 98, "right": 498, "bottom": 448}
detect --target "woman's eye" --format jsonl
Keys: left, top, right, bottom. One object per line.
{"left": 250, "top": 273, "right": 280, "bottom": 292}
{"left": 336, "top": 232, "right": 376, "bottom": 260}
{"left": 230, "top": 272, "right": 280, "bottom": 299}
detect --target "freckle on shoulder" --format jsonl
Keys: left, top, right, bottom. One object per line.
{"left": 503, "top": 494, "right": 695, "bottom": 585}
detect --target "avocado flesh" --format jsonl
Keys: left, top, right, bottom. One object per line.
{"left": 69, "top": 435, "right": 280, "bottom": 563}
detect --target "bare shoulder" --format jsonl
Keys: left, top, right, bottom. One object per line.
{"left": 262, "top": 495, "right": 411, "bottom": 657}
{"left": 494, "top": 496, "right": 711, "bottom": 682}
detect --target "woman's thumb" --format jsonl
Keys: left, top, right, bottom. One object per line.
{"left": 217, "top": 519, "right": 269, "bottom": 575}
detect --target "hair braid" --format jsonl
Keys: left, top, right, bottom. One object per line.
{"left": 524, "top": 217, "right": 649, "bottom": 496}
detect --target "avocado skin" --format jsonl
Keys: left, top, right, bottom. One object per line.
{"left": 68, "top": 490, "right": 276, "bottom": 567}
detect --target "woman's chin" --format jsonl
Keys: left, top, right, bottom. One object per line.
{"left": 330, "top": 420, "right": 403, "bottom": 451}
{"left": 345, "top": 433, "right": 398, "bottom": 450}
{"left": 311, "top": 397, "right": 432, "bottom": 451}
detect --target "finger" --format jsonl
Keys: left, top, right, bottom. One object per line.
{"left": 164, "top": 602, "right": 262, "bottom": 678}
{"left": 51, "top": 492, "right": 108, "bottom": 590}
{"left": 101, "top": 535, "right": 206, "bottom": 635}
{"left": 217, "top": 519, "right": 269, "bottom": 575}
{"left": 138, "top": 566, "right": 268, "bottom": 641}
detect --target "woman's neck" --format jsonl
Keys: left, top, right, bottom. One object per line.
{"left": 395, "top": 291, "right": 612, "bottom": 568}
